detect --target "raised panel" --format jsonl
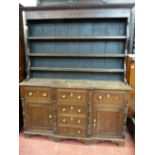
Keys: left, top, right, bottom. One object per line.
{"left": 25, "top": 100, "right": 54, "bottom": 131}
{"left": 92, "top": 106, "right": 124, "bottom": 137}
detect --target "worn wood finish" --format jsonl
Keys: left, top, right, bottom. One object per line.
{"left": 20, "top": 80, "right": 130, "bottom": 145}
{"left": 20, "top": 3, "right": 133, "bottom": 145}
{"left": 126, "top": 55, "right": 135, "bottom": 117}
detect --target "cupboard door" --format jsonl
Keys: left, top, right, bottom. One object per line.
{"left": 92, "top": 105, "right": 124, "bottom": 137}
{"left": 25, "top": 100, "right": 54, "bottom": 131}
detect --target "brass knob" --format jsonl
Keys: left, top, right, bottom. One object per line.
{"left": 107, "top": 93, "right": 110, "bottom": 99}
{"left": 77, "top": 119, "right": 81, "bottom": 124}
{"left": 98, "top": 96, "right": 102, "bottom": 100}
{"left": 93, "top": 119, "right": 96, "bottom": 123}
{"left": 93, "top": 123, "right": 96, "bottom": 127}
{"left": 71, "top": 117, "right": 73, "bottom": 121}
{"left": 62, "top": 95, "right": 66, "bottom": 99}
{"left": 70, "top": 106, "right": 74, "bottom": 110}
{"left": 70, "top": 92, "right": 74, "bottom": 97}
{"left": 77, "top": 109, "right": 81, "bottom": 113}
{"left": 62, "top": 108, "right": 66, "bottom": 112}
{"left": 77, "top": 96, "right": 81, "bottom": 100}
{"left": 28, "top": 92, "right": 33, "bottom": 96}
{"left": 77, "top": 130, "right": 81, "bottom": 134}
{"left": 48, "top": 114, "right": 52, "bottom": 119}
{"left": 43, "top": 93, "right": 47, "bottom": 97}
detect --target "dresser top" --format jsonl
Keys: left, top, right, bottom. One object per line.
{"left": 20, "top": 78, "right": 131, "bottom": 91}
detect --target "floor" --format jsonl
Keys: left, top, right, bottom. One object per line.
{"left": 19, "top": 131, "right": 134, "bottom": 155}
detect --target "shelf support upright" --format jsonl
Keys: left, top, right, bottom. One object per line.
{"left": 22, "top": 11, "right": 31, "bottom": 80}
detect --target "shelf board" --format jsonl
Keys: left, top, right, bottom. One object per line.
{"left": 28, "top": 36, "right": 127, "bottom": 40}
{"left": 30, "top": 67, "right": 124, "bottom": 73}
{"left": 28, "top": 53, "right": 126, "bottom": 58}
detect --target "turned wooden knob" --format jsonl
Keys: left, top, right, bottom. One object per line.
{"left": 78, "top": 109, "right": 81, "bottom": 113}
{"left": 62, "top": 95, "right": 66, "bottom": 99}
{"left": 62, "top": 108, "right": 66, "bottom": 112}
{"left": 62, "top": 118, "right": 66, "bottom": 123}
{"left": 107, "top": 93, "right": 110, "bottom": 98}
{"left": 77, "top": 95, "right": 81, "bottom": 100}
{"left": 43, "top": 93, "right": 47, "bottom": 97}
{"left": 48, "top": 114, "right": 52, "bottom": 119}
{"left": 28, "top": 92, "right": 33, "bottom": 96}
{"left": 98, "top": 96, "right": 102, "bottom": 100}
{"left": 93, "top": 119, "right": 96, "bottom": 123}
{"left": 70, "top": 92, "right": 74, "bottom": 96}
{"left": 70, "top": 117, "right": 73, "bottom": 121}
{"left": 77, "top": 119, "right": 81, "bottom": 124}
{"left": 93, "top": 123, "right": 96, "bottom": 127}
{"left": 77, "top": 130, "right": 81, "bottom": 134}
{"left": 70, "top": 106, "right": 74, "bottom": 110}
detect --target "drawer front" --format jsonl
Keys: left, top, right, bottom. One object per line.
{"left": 57, "top": 127, "right": 86, "bottom": 137}
{"left": 57, "top": 89, "right": 87, "bottom": 102}
{"left": 93, "top": 90, "right": 124, "bottom": 104}
{"left": 57, "top": 116, "right": 87, "bottom": 127}
{"left": 20, "top": 86, "right": 52, "bottom": 100}
{"left": 57, "top": 105, "right": 87, "bottom": 115}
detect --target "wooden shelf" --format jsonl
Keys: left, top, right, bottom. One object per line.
{"left": 30, "top": 67, "right": 124, "bottom": 73}
{"left": 28, "top": 36, "right": 127, "bottom": 40}
{"left": 28, "top": 53, "right": 126, "bottom": 58}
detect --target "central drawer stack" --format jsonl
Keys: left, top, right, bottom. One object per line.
{"left": 56, "top": 89, "right": 88, "bottom": 137}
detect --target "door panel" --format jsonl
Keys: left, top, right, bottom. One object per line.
{"left": 25, "top": 100, "right": 54, "bottom": 131}
{"left": 92, "top": 105, "right": 124, "bottom": 137}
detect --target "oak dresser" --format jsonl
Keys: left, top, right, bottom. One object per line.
{"left": 20, "top": 2, "right": 133, "bottom": 145}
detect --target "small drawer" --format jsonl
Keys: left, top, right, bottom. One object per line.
{"left": 57, "top": 127, "right": 86, "bottom": 137}
{"left": 20, "top": 86, "right": 52, "bottom": 100}
{"left": 73, "top": 128, "right": 87, "bottom": 137}
{"left": 57, "top": 89, "right": 87, "bottom": 102}
{"left": 57, "top": 127, "right": 72, "bottom": 136}
{"left": 57, "top": 116, "right": 87, "bottom": 127}
{"left": 93, "top": 90, "right": 124, "bottom": 104}
{"left": 57, "top": 105, "right": 87, "bottom": 115}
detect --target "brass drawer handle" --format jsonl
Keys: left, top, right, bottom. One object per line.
{"left": 70, "top": 106, "right": 74, "bottom": 110}
{"left": 77, "top": 95, "right": 81, "bottom": 100}
{"left": 77, "top": 119, "right": 81, "bottom": 124}
{"left": 28, "top": 92, "right": 33, "bottom": 96}
{"left": 77, "top": 109, "right": 81, "bottom": 113}
{"left": 62, "top": 95, "right": 66, "bottom": 99}
{"left": 77, "top": 130, "right": 81, "bottom": 134}
{"left": 43, "top": 93, "right": 47, "bottom": 97}
{"left": 62, "top": 108, "right": 66, "bottom": 112}
{"left": 48, "top": 114, "right": 52, "bottom": 119}
{"left": 98, "top": 96, "right": 102, "bottom": 100}
{"left": 93, "top": 123, "right": 96, "bottom": 127}
{"left": 93, "top": 119, "right": 96, "bottom": 123}
{"left": 62, "top": 118, "right": 67, "bottom": 123}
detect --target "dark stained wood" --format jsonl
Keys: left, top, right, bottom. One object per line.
{"left": 19, "top": 4, "right": 26, "bottom": 82}
{"left": 30, "top": 67, "right": 125, "bottom": 73}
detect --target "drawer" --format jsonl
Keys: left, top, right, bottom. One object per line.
{"left": 57, "top": 89, "right": 87, "bottom": 102}
{"left": 73, "top": 128, "right": 87, "bottom": 137}
{"left": 57, "top": 105, "right": 87, "bottom": 115}
{"left": 57, "top": 127, "right": 86, "bottom": 137}
{"left": 57, "top": 116, "right": 87, "bottom": 127}
{"left": 20, "top": 86, "right": 52, "bottom": 100}
{"left": 93, "top": 90, "right": 124, "bottom": 104}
